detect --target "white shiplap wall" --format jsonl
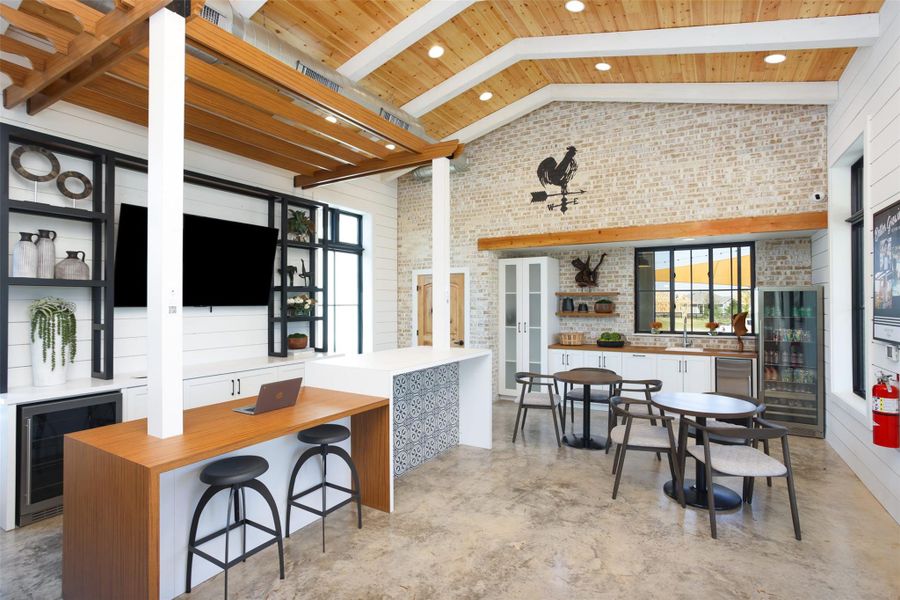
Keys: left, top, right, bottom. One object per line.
{"left": 825, "top": 0, "right": 900, "bottom": 523}
{"left": 2, "top": 101, "right": 398, "bottom": 389}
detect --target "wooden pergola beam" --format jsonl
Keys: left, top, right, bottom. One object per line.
{"left": 0, "top": 4, "right": 74, "bottom": 54}
{"left": 185, "top": 17, "right": 429, "bottom": 153}
{"left": 37, "top": 0, "right": 103, "bottom": 35}
{"left": 3, "top": 0, "right": 169, "bottom": 110}
{"left": 295, "top": 140, "right": 463, "bottom": 188}
{"left": 28, "top": 21, "right": 150, "bottom": 115}
{"left": 476, "top": 211, "right": 829, "bottom": 251}
{"left": 0, "top": 35, "right": 53, "bottom": 70}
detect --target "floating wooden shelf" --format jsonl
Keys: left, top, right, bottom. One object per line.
{"left": 556, "top": 311, "right": 619, "bottom": 318}
{"left": 555, "top": 291, "right": 619, "bottom": 297}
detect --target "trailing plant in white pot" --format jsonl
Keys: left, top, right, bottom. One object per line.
{"left": 29, "top": 297, "right": 77, "bottom": 387}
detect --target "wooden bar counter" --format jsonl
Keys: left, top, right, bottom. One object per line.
{"left": 63, "top": 386, "right": 390, "bottom": 600}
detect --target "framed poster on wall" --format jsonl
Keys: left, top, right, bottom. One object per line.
{"left": 873, "top": 199, "right": 900, "bottom": 342}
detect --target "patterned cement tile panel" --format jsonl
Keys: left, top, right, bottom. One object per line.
{"left": 393, "top": 363, "right": 460, "bottom": 477}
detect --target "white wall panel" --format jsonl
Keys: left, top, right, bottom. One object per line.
{"left": 2, "top": 99, "right": 399, "bottom": 387}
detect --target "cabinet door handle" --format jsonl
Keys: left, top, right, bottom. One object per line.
{"left": 632, "top": 354, "right": 645, "bottom": 357}
{"left": 683, "top": 360, "right": 687, "bottom": 373}
{"left": 517, "top": 322, "right": 521, "bottom": 334}
{"left": 24, "top": 418, "right": 32, "bottom": 506}
{"left": 231, "top": 379, "right": 235, "bottom": 395}
{"left": 524, "top": 322, "right": 528, "bottom": 333}
{"left": 237, "top": 378, "right": 241, "bottom": 394}
{"left": 677, "top": 360, "right": 681, "bottom": 374}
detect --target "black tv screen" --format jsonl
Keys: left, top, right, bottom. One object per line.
{"left": 114, "top": 204, "right": 278, "bottom": 307}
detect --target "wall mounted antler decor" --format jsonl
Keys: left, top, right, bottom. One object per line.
{"left": 529, "top": 145, "right": 586, "bottom": 213}
{"left": 571, "top": 254, "right": 607, "bottom": 287}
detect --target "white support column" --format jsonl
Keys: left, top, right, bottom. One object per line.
{"left": 431, "top": 157, "right": 451, "bottom": 349}
{"left": 146, "top": 8, "right": 185, "bottom": 438}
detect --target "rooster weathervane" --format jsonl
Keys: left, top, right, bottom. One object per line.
{"left": 530, "top": 145, "right": 586, "bottom": 213}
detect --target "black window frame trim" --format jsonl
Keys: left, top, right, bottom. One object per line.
{"left": 633, "top": 241, "right": 756, "bottom": 336}
{"left": 326, "top": 208, "right": 364, "bottom": 354}
{"left": 848, "top": 156, "right": 865, "bottom": 398}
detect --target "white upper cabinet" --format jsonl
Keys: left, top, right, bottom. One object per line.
{"left": 498, "top": 257, "right": 559, "bottom": 396}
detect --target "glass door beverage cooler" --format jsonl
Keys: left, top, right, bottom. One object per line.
{"left": 758, "top": 286, "right": 825, "bottom": 437}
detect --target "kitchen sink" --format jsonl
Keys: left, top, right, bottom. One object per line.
{"left": 665, "top": 347, "right": 705, "bottom": 353}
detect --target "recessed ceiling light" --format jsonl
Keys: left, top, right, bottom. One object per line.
{"left": 325, "top": 115, "right": 337, "bottom": 124}
{"left": 764, "top": 53, "right": 787, "bottom": 64}
{"left": 428, "top": 45, "right": 444, "bottom": 59}
{"left": 386, "top": 143, "right": 396, "bottom": 150}
{"left": 565, "top": 0, "right": 585, "bottom": 12}
{"left": 595, "top": 62, "right": 612, "bottom": 71}
{"left": 682, "top": 238, "right": 695, "bottom": 241}
{"left": 479, "top": 91, "right": 493, "bottom": 101}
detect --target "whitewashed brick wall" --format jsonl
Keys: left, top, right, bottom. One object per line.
{"left": 397, "top": 101, "right": 826, "bottom": 394}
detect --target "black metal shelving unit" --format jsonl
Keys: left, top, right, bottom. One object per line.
{"left": 1, "top": 124, "right": 115, "bottom": 393}
{"left": 267, "top": 196, "right": 330, "bottom": 357}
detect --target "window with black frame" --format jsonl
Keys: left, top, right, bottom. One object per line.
{"left": 849, "top": 156, "right": 865, "bottom": 397}
{"left": 326, "top": 209, "right": 363, "bottom": 354}
{"left": 635, "top": 243, "right": 754, "bottom": 334}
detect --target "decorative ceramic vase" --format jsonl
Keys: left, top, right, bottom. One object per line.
{"left": 561, "top": 297, "right": 575, "bottom": 312}
{"left": 31, "top": 333, "right": 67, "bottom": 387}
{"left": 12, "top": 232, "right": 38, "bottom": 277}
{"left": 288, "top": 336, "right": 308, "bottom": 350}
{"left": 577, "top": 303, "right": 589, "bottom": 312}
{"left": 55, "top": 250, "right": 89, "bottom": 280}
{"left": 35, "top": 229, "right": 57, "bottom": 279}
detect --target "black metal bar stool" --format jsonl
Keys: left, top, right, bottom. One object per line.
{"left": 286, "top": 423, "right": 362, "bottom": 552}
{"left": 186, "top": 455, "right": 284, "bottom": 597}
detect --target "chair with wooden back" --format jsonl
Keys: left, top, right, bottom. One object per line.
{"left": 512, "top": 372, "right": 564, "bottom": 447}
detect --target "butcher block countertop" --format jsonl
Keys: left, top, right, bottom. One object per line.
{"left": 548, "top": 344, "right": 757, "bottom": 359}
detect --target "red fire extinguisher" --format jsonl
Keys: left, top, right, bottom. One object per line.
{"left": 872, "top": 373, "right": 900, "bottom": 448}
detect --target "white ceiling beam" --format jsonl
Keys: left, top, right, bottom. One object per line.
{"left": 404, "top": 13, "right": 879, "bottom": 117}
{"left": 446, "top": 82, "right": 839, "bottom": 143}
{"left": 337, "top": 0, "right": 476, "bottom": 82}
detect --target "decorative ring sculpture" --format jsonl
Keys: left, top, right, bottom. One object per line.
{"left": 56, "top": 170, "right": 93, "bottom": 200}
{"left": 11, "top": 145, "right": 60, "bottom": 182}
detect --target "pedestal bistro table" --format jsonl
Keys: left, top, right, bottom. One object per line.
{"left": 651, "top": 392, "right": 758, "bottom": 511}
{"left": 554, "top": 369, "right": 622, "bottom": 450}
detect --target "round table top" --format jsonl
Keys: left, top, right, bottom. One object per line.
{"left": 554, "top": 369, "right": 622, "bottom": 386}
{"left": 651, "top": 392, "right": 758, "bottom": 419}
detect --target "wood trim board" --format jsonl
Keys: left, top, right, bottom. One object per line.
{"left": 477, "top": 211, "right": 828, "bottom": 251}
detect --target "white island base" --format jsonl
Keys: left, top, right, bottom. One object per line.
{"left": 305, "top": 346, "right": 493, "bottom": 511}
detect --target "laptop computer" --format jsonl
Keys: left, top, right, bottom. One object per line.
{"left": 233, "top": 378, "right": 303, "bottom": 415}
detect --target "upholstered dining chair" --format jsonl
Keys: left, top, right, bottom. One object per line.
{"left": 512, "top": 372, "right": 563, "bottom": 447}
{"left": 608, "top": 395, "right": 684, "bottom": 505}
{"left": 560, "top": 367, "right": 617, "bottom": 444}
{"left": 689, "top": 417, "right": 801, "bottom": 540}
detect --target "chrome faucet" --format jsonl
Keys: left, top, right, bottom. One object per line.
{"left": 682, "top": 314, "right": 692, "bottom": 348}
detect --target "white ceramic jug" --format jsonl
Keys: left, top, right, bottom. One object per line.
{"left": 35, "top": 229, "right": 57, "bottom": 279}
{"left": 12, "top": 232, "right": 38, "bottom": 277}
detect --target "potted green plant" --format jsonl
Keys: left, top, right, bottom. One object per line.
{"left": 29, "top": 297, "right": 77, "bottom": 386}
{"left": 287, "top": 209, "right": 316, "bottom": 243}
{"left": 597, "top": 332, "right": 625, "bottom": 348}
{"left": 287, "top": 333, "right": 308, "bottom": 350}
{"left": 287, "top": 294, "right": 316, "bottom": 316}
{"left": 594, "top": 298, "right": 615, "bottom": 313}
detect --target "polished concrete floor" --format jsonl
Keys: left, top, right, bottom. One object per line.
{"left": 2, "top": 401, "right": 899, "bottom": 599}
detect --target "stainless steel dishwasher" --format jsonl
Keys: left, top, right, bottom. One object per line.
{"left": 715, "top": 357, "right": 754, "bottom": 397}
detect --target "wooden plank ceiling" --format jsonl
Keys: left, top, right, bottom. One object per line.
{"left": 249, "top": 0, "right": 883, "bottom": 139}
{"left": 0, "top": 1, "right": 461, "bottom": 188}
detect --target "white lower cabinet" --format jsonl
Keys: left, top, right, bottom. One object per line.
{"left": 549, "top": 349, "right": 583, "bottom": 374}
{"left": 656, "top": 355, "right": 684, "bottom": 393}
{"left": 123, "top": 386, "right": 148, "bottom": 422}
{"left": 682, "top": 356, "right": 713, "bottom": 393}
{"left": 621, "top": 352, "right": 657, "bottom": 380}
{"left": 183, "top": 368, "right": 280, "bottom": 409}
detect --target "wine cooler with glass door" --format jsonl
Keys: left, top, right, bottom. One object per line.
{"left": 758, "top": 286, "right": 825, "bottom": 437}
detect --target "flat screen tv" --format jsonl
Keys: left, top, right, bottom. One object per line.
{"left": 114, "top": 203, "right": 278, "bottom": 307}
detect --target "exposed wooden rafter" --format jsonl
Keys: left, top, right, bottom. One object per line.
{"left": 2, "top": 0, "right": 170, "bottom": 110}
{"left": 1, "top": 0, "right": 461, "bottom": 188}
{"left": 295, "top": 140, "right": 463, "bottom": 189}
{"left": 184, "top": 16, "right": 429, "bottom": 153}
{"left": 476, "top": 212, "right": 829, "bottom": 251}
